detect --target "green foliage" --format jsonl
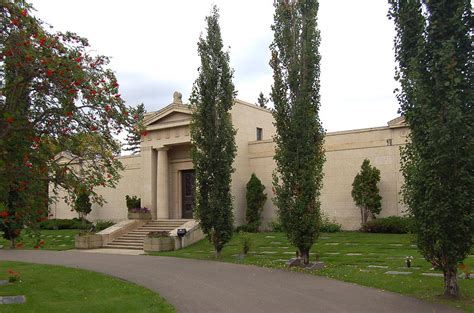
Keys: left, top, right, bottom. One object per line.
{"left": 74, "top": 191, "right": 92, "bottom": 220}
{"left": 351, "top": 159, "right": 382, "bottom": 225}
{"left": 123, "top": 103, "right": 146, "bottom": 154}
{"left": 389, "top": 0, "right": 473, "bottom": 298}
{"left": 125, "top": 195, "right": 141, "bottom": 210}
{"left": 239, "top": 232, "right": 252, "bottom": 255}
{"left": 244, "top": 174, "right": 267, "bottom": 232}
{"left": 267, "top": 219, "right": 284, "bottom": 232}
{"left": 0, "top": 1, "right": 139, "bottom": 242}
{"left": 320, "top": 212, "right": 342, "bottom": 233}
{"left": 39, "top": 218, "right": 92, "bottom": 230}
{"left": 361, "top": 216, "right": 413, "bottom": 234}
{"left": 94, "top": 220, "right": 115, "bottom": 231}
{"left": 190, "top": 6, "right": 237, "bottom": 257}
{"left": 270, "top": 0, "right": 325, "bottom": 264}
{"left": 256, "top": 92, "right": 268, "bottom": 108}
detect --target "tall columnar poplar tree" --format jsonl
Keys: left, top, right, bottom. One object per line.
{"left": 190, "top": 6, "right": 237, "bottom": 257}
{"left": 270, "top": 0, "right": 325, "bottom": 265}
{"left": 389, "top": 0, "right": 473, "bottom": 298}
{"left": 0, "top": 1, "right": 139, "bottom": 246}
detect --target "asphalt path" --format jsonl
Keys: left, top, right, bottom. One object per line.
{"left": 0, "top": 250, "right": 462, "bottom": 313}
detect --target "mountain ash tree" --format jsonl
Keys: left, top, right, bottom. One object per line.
{"left": 190, "top": 6, "right": 237, "bottom": 257}
{"left": 270, "top": 0, "right": 325, "bottom": 265}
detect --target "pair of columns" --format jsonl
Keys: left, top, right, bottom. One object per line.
{"left": 142, "top": 146, "right": 169, "bottom": 220}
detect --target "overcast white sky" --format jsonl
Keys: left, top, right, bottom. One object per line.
{"left": 32, "top": 0, "right": 400, "bottom": 132}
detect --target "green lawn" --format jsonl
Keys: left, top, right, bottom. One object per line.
{"left": 153, "top": 232, "right": 474, "bottom": 312}
{"left": 0, "top": 261, "right": 175, "bottom": 313}
{"left": 0, "top": 230, "right": 79, "bottom": 250}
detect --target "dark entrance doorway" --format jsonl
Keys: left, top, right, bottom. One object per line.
{"left": 181, "top": 170, "right": 195, "bottom": 219}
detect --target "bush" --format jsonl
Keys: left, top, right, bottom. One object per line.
{"left": 245, "top": 174, "right": 267, "bottom": 232}
{"left": 320, "top": 212, "right": 342, "bottom": 233}
{"left": 94, "top": 220, "right": 115, "bottom": 231}
{"left": 125, "top": 195, "right": 141, "bottom": 210}
{"left": 39, "top": 218, "right": 92, "bottom": 230}
{"left": 267, "top": 219, "right": 284, "bottom": 232}
{"left": 74, "top": 191, "right": 92, "bottom": 220}
{"left": 361, "top": 216, "right": 413, "bottom": 234}
{"left": 239, "top": 232, "right": 252, "bottom": 255}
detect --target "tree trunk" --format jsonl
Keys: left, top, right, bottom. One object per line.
{"left": 299, "top": 248, "right": 310, "bottom": 265}
{"left": 360, "top": 207, "right": 364, "bottom": 225}
{"left": 10, "top": 237, "right": 16, "bottom": 249}
{"left": 443, "top": 269, "right": 460, "bottom": 298}
{"left": 214, "top": 247, "right": 221, "bottom": 258}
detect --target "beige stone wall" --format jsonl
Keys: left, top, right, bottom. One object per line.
{"left": 249, "top": 125, "right": 408, "bottom": 230}
{"left": 230, "top": 100, "right": 275, "bottom": 224}
{"left": 50, "top": 155, "right": 142, "bottom": 222}
{"left": 50, "top": 97, "right": 407, "bottom": 231}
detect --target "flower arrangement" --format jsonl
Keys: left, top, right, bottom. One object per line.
{"left": 7, "top": 268, "right": 21, "bottom": 283}
{"left": 459, "top": 263, "right": 471, "bottom": 279}
{"left": 128, "top": 207, "right": 150, "bottom": 213}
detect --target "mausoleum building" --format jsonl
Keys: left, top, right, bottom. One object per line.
{"left": 51, "top": 93, "right": 408, "bottom": 230}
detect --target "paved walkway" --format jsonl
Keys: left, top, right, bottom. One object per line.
{"left": 0, "top": 250, "right": 460, "bottom": 313}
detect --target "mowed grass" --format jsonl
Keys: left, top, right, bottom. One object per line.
{"left": 0, "top": 229, "right": 78, "bottom": 250}
{"left": 153, "top": 232, "right": 474, "bottom": 312}
{"left": 0, "top": 261, "right": 175, "bottom": 313}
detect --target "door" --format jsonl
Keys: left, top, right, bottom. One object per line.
{"left": 181, "top": 170, "right": 195, "bottom": 219}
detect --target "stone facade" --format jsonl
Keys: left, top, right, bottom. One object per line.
{"left": 50, "top": 95, "right": 408, "bottom": 230}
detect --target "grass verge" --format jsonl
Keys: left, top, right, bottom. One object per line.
{"left": 0, "top": 230, "right": 79, "bottom": 250}
{"left": 152, "top": 232, "right": 473, "bottom": 312}
{"left": 0, "top": 261, "right": 175, "bottom": 313}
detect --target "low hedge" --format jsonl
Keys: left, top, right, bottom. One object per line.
{"left": 39, "top": 218, "right": 93, "bottom": 230}
{"left": 361, "top": 216, "right": 413, "bottom": 234}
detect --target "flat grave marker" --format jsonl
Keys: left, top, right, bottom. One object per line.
{"left": 385, "top": 271, "right": 412, "bottom": 275}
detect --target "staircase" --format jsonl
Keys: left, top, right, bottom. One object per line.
{"left": 103, "top": 219, "right": 189, "bottom": 250}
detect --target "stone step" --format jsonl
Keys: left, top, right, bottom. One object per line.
{"left": 146, "top": 221, "right": 187, "bottom": 225}
{"left": 152, "top": 219, "right": 192, "bottom": 222}
{"left": 114, "top": 237, "right": 145, "bottom": 242}
{"left": 130, "top": 229, "right": 173, "bottom": 234}
{"left": 112, "top": 240, "right": 144, "bottom": 245}
{"left": 105, "top": 241, "right": 143, "bottom": 247}
{"left": 103, "top": 219, "right": 193, "bottom": 251}
{"left": 122, "top": 233, "right": 147, "bottom": 237}
{"left": 103, "top": 244, "right": 143, "bottom": 250}
{"left": 141, "top": 224, "right": 180, "bottom": 227}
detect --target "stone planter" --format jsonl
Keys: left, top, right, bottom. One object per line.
{"left": 144, "top": 236, "right": 174, "bottom": 252}
{"left": 75, "top": 234, "right": 102, "bottom": 249}
{"left": 128, "top": 212, "right": 152, "bottom": 220}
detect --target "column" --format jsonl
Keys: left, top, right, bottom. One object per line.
{"left": 156, "top": 147, "right": 170, "bottom": 219}
{"left": 141, "top": 146, "right": 157, "bottom": 219}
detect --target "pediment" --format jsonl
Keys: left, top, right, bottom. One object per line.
{"left": 387, "top": 116, "right": 406, "bottom": 128}
{"left": 144, "top": 104, "right": 192, "bottom": 129}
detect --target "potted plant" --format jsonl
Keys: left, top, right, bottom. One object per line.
{"left": 144, "top": 231, "right": 174, "bottom": 252}
{"left": 75, "top": 229, "right": 102, "bottom": 249}
{"left": 128, "top": 207, "right": 151, "bottom": 220}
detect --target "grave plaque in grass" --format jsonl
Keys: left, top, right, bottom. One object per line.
{"left": 0, "top": 295, "right": 26, "bottom": 304}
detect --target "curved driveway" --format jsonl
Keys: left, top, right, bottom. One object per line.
{"left": 0, "top": 250, "right": 460, "bottom": 313}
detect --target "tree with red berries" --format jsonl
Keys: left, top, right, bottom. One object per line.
{"left": 0, "top": 1, "right": 140, "bottom": 247}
